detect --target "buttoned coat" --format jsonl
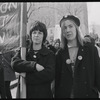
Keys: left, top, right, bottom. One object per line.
{"left": 55, "top": 43, "right": 100, "bottom": 98}
{"left": 0, "top": 51, "right": 16, "bottom": 81}
{"left": 11, "top": 46, "right": 55, "bottom": 98}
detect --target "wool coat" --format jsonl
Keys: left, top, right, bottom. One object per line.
{"left": 55, "top": 43, "right": 100, "bottom": 98}
{"left": 0, "top": 65, "right": 6, "bottom": 98}
{"left": 11, "top": 46, "right": 55, "bottom": 98}
{"left": 0, "top": 51, "right": 16, "bottom": 81}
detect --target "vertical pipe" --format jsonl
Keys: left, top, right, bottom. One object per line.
{"left": 20, "top": 2, "right": 27, "bottom": 98}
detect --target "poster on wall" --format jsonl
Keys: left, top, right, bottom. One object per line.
{"left": 0, "top": 2, "right": 21, "bottom": 53}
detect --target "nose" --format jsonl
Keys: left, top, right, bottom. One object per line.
{"left": 66, "top": 27, "right": 70, "bottom": 32}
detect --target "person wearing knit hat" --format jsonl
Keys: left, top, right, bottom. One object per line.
{"left": 11, "top": 21, "right": 55, "bottom": 98}
{"left": 55, "top": 15, "right": 100, "bottom": 98}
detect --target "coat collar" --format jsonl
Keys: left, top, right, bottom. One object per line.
{"left": 62, "top": 46, "right": 72, "bottom": 73}
{"left": 27, "top": 45, "right": 50, "bottom": 61}
{"left": 75, "top": 45, "right": 84, "bottom": 68}
{"left": 62, "top": 45, "right": 84, "bottom": 74}
{"left": 38, "top": 45, "right": 51, "bottom": 56}
{"left": 28, "top": 45, "right": 50, "bottom": 56}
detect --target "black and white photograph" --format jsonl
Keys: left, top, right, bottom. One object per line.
{"left": 0, "top": 2, "right": 100, "bottom": 98}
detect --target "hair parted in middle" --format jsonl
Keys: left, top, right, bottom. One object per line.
{"left": 60, "top": 15, "right": 84, "bottom": 49}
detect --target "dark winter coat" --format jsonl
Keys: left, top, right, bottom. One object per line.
{"left": 0, "top": 51, "right": 16, "bottom": 81}
{"left": 47, "top": 45, "right": 56, "bottom": 54}
{"left": 55, "top": 43, "right": 100, "bottom": 98}
{"left": 0, "top": 64, "right": 6, "bottom": 98}
{"left": 11, "top": 46, "right": 55, "bottom": 98}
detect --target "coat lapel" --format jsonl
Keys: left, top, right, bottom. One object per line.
{"left": 62, "top": 46, "right": 73, "bottom": 73}
{"left": 62, "top": 45, "right": 84, "bottom": 75}
{"left": 75, "top": 45, "right": 84, "bottom": 68}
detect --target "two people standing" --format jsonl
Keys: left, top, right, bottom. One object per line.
{"left": 11, "top": 15, "right": 100, "bottom": 98}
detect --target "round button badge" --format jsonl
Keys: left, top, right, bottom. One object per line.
{"left": 66, "top": 59, "right": 71, "bottom": 64}
{"left": 33, "top": 55, "right": 36, "bottom": 58}
{"left": 78, "top": 55, "right": 82, "bottom": 60}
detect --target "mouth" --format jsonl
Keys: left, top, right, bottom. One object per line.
{"left": 35, "top": 38, "right": 39, "bottom": 40}
{"left": 67, "top": 34, "right": 72, "bottom": 38}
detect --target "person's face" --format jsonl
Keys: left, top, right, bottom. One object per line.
{"left": 61, "top": 20, "right": 77, "bottom": 41}
{"left": 54, "top": 42, "right": 60, "bottom": 49}
{"left": 31, "top": 30, "right": 44, "bottom": 45}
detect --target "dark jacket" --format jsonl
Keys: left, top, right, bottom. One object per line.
{"left": 11, "top": 46, "right": 55, "bottom": 98}
{"left": 0, "top": 51, "right": 16, "bottom": 81}
{"left": 0, "top": 65, "right": 6, "bottom": 98}
{"left": 55, "top": 43, "right": 100, "bottom": 98}
{"left": 47, "top": 45, "right": 56, "bottom": 54}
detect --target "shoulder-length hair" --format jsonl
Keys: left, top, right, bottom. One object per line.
{"left": 60, "top": 20, "right": 84, "bottom": 49}
{"left": 29, "top": 21, "right": 47, "bottom": 44}
{"left": 27, "top": 21, "right": 47, "bottom": 51}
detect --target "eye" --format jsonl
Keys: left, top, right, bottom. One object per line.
{"left": 38, "top": 31, "right": 43, "bottom": 35}
{"left": 69, "top": 25, "right": 73, "bottom": 28}
{"left": 32, "top": 31, "right": 36, "bottom": 34}
{"left": 64, "top": 26, "right": 67, "bottom": 29}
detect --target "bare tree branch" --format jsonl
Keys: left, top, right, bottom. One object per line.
{"left": 47, "top": 17, "right": 51, "bottom": 27}
{"left": 27, "top": 3, "right": 32, "bottom": 15}
{"left": 28, "top": 5, "right": 63, "bottom": 20}
{"left": 74, "top": 5, "right": 83, "bottom": 16}
{"left": 65, "top": 4, "right": 72, "bottom": 15}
